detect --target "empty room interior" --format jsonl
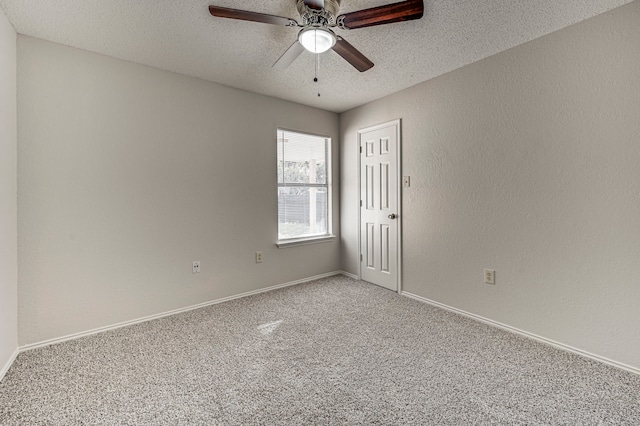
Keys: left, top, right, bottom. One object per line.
{"left": 1, "top": 0, "right": 640, "bottom": 424}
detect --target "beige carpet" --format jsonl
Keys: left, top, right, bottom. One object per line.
{"left": 1, "top": 275, "right": 639, "bottom": 424}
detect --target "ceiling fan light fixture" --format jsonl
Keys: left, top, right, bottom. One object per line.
{"left": 298, "top": 27, "right": 336, "bottom": 53}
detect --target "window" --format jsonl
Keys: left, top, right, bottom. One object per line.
{"left": 277, "top": 129, "right": 332, "bottom": 244}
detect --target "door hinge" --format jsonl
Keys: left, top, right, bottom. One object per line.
{"left": 360, "top": 200, "right": 362, "bottom": 207}
{"left": 359, "top": 146, "right": 362, "bottom": 154}
{"left": 360, "top": 254, "right": 363, "bottom": 261}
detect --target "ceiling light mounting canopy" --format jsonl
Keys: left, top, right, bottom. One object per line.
{"left": 298, "top": 27, "right": 336, "bottom": 53}
{"left": 297, "top": 0, "right": 341, "bottom": 23}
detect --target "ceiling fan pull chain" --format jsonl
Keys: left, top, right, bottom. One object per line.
{"left": 315, "top": 53, "right": 321, "bottom": 97}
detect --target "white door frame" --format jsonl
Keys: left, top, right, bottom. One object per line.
{"left": 357, "top": 119, "right": 402, "bottom": 293}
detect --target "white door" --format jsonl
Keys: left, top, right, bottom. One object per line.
{"left": 359, "top": 120, "right": 401, "bottom": 291}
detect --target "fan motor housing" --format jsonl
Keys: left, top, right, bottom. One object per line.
{"left": 297, "top": 0, "right": 341, "bottom": 25}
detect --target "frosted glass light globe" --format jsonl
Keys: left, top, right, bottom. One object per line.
{"left": 299, "top": 28, "right": 336, "bottom": 54}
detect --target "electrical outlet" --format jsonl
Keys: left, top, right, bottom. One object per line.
{"left": 192, "top": 261, "right": 200, "bottom": 274}
{"left": 255, "top": 252, "right": 263, "bottom": 263}
{"left": 484, "top": 269, "right": 495, "bottom": 285}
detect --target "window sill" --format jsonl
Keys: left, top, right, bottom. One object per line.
{"left": 276, "top": 235, "right": 336, "bottom": 248}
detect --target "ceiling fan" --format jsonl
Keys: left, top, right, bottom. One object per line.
{"left": 208, "top": 0, "right": 424, "bottom": 72}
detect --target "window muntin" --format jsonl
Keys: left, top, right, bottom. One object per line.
{"left": 277, "top": 129, "right": 331, "bottom": 241}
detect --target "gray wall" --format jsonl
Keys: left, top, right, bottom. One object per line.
{"left": 17, "top": 36, "right": 340, "bottom": 345}
{"left": 340, "top": 1, "right": 640, "bottom": 369}
{"left": 0, "top": 7, "right": 18, "bottom": 377}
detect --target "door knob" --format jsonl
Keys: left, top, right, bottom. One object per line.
{"left": 388, "top": 213, "right": 397, "bottom": 219}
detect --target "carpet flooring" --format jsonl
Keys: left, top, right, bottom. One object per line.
{"left": 1, "top": 275, "right": 639, "bottom": 425}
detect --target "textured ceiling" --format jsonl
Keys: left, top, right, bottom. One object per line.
{"left": 0, "top": 0, "right": 633, "bottom": 112}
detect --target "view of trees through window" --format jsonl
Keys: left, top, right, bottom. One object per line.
{"left": 277, "top": 129, "right": 330, "bottom": 240}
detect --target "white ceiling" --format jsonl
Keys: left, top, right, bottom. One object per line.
{"left": 0, "top": 0, "right": 632, "bottom": 113}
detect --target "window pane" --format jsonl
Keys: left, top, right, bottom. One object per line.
{"left": 277, "top": 129, "right": 330, "bottom": 241}
{"left": 278, "top": 186, "right": 328, "bottom": 239}
{"left": 278, "top": 131, "right": 326, "bottom": 184}
{"left": 277, "top": 135, "right": 284, "bottom": 184}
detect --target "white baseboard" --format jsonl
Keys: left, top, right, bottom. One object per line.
{"left": 339, "top": 270, "right": 359, "bottom": 280}
{"left": 402, "top": 291, "right": 640, "bottom": 376}
{"left": 20, "top": 271, "right": 344, "bottom": 353}
{"left": 0, "top": 348, "right": 19, "bottom": 382}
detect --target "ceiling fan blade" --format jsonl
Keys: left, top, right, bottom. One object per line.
{"left": 338, "top": 0, "right": 424, "bottom": 30}
{"left": 209, "top": 5, "right": 297, "bottom": 27}
{"left": 303, "top": 0, "right": 324, "bottom": 10}
{"left": 273, "top": 41, "right": 305, "bottom": 69}
{"left": 332, "top": 37, "right": 374, "bottom": 72}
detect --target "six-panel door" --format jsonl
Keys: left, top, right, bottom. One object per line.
{"left": 359, "top": 122, "right": 399, "bottom": 291}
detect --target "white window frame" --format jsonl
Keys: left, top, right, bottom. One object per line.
{"left": 276, "top": 128, "right": 335, "bottom": 248}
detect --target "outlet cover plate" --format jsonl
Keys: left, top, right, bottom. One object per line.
{"left": 484, "top": 269, "right": 495, "bottom": 284}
